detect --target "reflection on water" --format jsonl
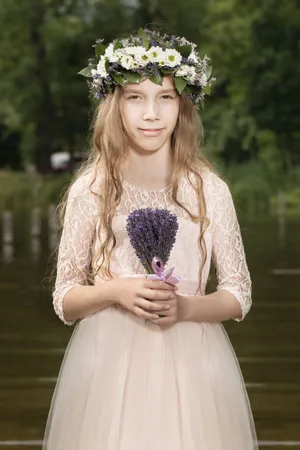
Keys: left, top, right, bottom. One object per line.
{"left": 0, "top": 216, "right": 300, "bottom": 450}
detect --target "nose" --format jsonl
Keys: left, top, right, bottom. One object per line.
{"left": 142, "top": 99, "right": 160, "bottom": 121}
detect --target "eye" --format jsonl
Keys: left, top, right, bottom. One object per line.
{"left": 161, "top": 94, "right": 175, "bottom": 100}
{"left": 127, "top": 95, "right": 142, "bottom": 100}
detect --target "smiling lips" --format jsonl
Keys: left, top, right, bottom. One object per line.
{"left": 139, "top": 128, "right": 164, "bottom": 136}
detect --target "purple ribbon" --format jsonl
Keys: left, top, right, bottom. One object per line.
{"left": 147, "top": 256, "right": 181, "bottom": 285}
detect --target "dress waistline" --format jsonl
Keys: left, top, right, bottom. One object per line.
{"left": 115, "top": 274, "right": 199, "bottom": 296}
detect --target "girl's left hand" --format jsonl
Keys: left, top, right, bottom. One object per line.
{"left": 145, "top": 291, "right": 185, "bottom": 326}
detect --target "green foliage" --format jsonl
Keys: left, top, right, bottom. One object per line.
{"left": 0, "top": 0, "right": 133, "bottom": 172}
{"left": 0, "top": 170, "right": 71, "bottom": 211}
{"left": 1, "top": 169, "right": 300, "bottom": 219}
{"left": 0, "top": 171, "right": 34, "bottom": 210}
{"left": 37, "top": 173, "right": 73, "bottom": 205}
{"left": 0, "top": 0, "right": 299, "bottom": 199}
{"left": 224, "top": 161, "right": 273, "bottom": 219}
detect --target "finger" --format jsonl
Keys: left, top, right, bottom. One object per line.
{"left": 133, "top": 306, "right": 160, "bottom": 320}
{"left": 144, "top": 308, "right": 171, "bottom": 317}
{"left": 138, "top": 298, "right": 171, "bottom": 312}
{"left": 145, "top": 280, "right": 178, "bottom": 291}
{"left": 148, "top": 301, "right": 173, "bottom": 314}
{"left": 142, "top": 289, "right": 176, "bottom": 302}
{"left": 152, "top": 316, "right": 173, "bottom": 326}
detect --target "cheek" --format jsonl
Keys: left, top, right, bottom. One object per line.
{"left": 166, "top": 104, "right": 180, "bottom": 129}
{"left": 121, "top": 105, "right": 138, "bottom": 134}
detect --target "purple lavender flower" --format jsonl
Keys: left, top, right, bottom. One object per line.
{"left": 108, "top": 63, "right": 121, "bottom": 72}
{"left": 146, "top": 62, "right": 159, "bottom": 77}
{"left": 126, "top": 208, "right": 179, "bottom": 274}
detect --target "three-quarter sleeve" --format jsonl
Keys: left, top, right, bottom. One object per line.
{"left": 52, "top": 174, "right": 98, "bottom": 325}
{"left": 211, "top": 176, "right": 252, "bottom": 321}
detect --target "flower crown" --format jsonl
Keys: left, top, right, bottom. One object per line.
{"left": 79, "top": 28, "right": 216, "bottom": 108}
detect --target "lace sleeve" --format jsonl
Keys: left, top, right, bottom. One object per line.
{"left": 52, "top": 174, "right": 97, "bottom": 325}
{"left": 211, "top": 176, "right": 252, "bottom": 321}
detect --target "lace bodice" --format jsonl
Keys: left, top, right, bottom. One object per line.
{"left": 53, "top": 168, "right": 252, "bottom": 325}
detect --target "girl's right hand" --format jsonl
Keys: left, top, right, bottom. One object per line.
{"left": 109, "top": 277, "right": 178, "bottom": 321}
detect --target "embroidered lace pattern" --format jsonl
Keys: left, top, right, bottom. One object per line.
{"left": 52, "top": 169, "right": 252, "bottom": 325}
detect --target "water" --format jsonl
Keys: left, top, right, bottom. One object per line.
{"left": 0, "top": 217, "right": 299, "bottom": 450}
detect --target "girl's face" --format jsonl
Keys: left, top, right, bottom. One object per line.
{"left": 120, "top": 76, "right": 180, "bottom": 153}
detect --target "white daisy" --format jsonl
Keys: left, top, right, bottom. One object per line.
{"left": 106, "top": 48, "right": 124, "bottom": 63}
{"left": 105, "top": 43, "right": 114, "bottom": 58}
{"left": 175, "top": 65, "right": 188, "bottom": 77}
{"left": 175, "top": 65, "right": 197, "bottom": 82}
{"left": 134, "top": 52, "right": 150, "bottom": 68}
{"left": 115, "top": 48, "right": 125, "bottom": 59}
{"left": 164, "top": 49, "right": 182, "bottom": 67}
{"left": 123, "top": 46, "right": 146, "bottom": 58}
{"left": 147, "top": 46, "right": 165, "bottom": 64}
{"left": 123, "top": 46, "right": 149, "bottom": 67}
{"left": 96, "top": 56, "right": 108, "bottom": 77}
{"left": 119, "top": 54, "right": 135, "bottom": 70}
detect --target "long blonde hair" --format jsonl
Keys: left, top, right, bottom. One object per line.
{"left": 58, "top": 87, "right": 216, "bottom": 294}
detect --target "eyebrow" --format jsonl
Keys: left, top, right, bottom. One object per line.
{"left": 123, "top": 88, "right": 177, "bottom": 95}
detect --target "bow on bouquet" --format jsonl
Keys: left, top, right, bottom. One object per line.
{"left": 126, "top": 208, "right": 181, "bottom": 324}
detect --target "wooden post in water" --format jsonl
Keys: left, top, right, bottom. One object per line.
{"left": 2, "top": 211, "right": 14, "bottom": 263}
{"left": 278, "top": 189, "right": 286, "bottom": 250}
{"left": 31, "top": 207, "right": 42, "bottom": 237}
{"left": 48, "top": 204, "right": 59, "bottom": 251}
{"left": 2, "top": 211, "right": 13, "bottom": 244}
{"left": 30, "top": 207, "right": 41, "bottom": 259}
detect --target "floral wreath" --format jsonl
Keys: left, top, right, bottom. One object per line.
{"left": 79, "top": 28, "right": 216, "bottom": 108}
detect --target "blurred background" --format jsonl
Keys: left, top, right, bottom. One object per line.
{"left": 0, "top": 0, "right": 299, "bottom": 449}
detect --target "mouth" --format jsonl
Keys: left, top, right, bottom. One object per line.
{"left": 138, "top": 128, "right": 164, "bottom": 136}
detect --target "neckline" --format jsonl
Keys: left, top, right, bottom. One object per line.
{"left": 123, "top": 179, "right": 173, "bottom": 194}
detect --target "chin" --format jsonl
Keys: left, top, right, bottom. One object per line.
{"left": 133, "top": 138, "right": 170, "bottom": 153}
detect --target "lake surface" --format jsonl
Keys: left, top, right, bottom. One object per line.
{"left": 0, "top": 217, "right": 299, "bottom": 450}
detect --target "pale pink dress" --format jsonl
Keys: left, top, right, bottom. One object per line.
{"left": 43, "top": 167, "right": 258, "bottom": 450}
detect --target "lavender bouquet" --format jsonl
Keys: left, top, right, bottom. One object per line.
{"left": 126, "top": 208, "right": 181, "bottom": 323}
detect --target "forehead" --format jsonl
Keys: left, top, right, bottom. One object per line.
{"left": 123, "top": 76, "right": 176, "bottom": 94}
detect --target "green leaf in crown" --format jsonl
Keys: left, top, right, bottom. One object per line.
{"left": 113, "top": 41, "right": 124, "bottom": 51}
{"left": 138, "top": 27, "right": 150, "bottom": 50}
{"left": 206, "top": 65, "right": 212, "bottom": 80}
{"left": 112, "top": 73, "right": 125, "bottom": 86}
{"left": 78, "top": 28, "right": 216, "bottom": 108}
{"left": 149, "top": 73, "right": 164, "bottom": 86}
{"left": 122, "top": 71, "right": 142, "bottom": 83}
{"left": 175, "top": 45, "right": 192, "bottom": 58}
{"left": 95, "top": 43, "right": 106, "bottom": 58}
{"left": 77, "top": 66, "right": 95, "bottom": 78}
{"left": 174, "top": 77, "right": 188, "bottom": 94}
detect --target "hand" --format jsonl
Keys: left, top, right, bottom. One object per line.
{"left": 145, "top": 291, "right": 185, "bottom": 327}
{"left": 110, "top": 277, "right": 179, "bottom": 321}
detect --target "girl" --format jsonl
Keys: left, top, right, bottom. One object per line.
{"left": 43, "top": 29, "right": 258, "bottom": 449}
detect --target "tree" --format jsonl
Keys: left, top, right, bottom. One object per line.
{"left": 0, "top": 0, "right": 133, "bottom": 173}
{"left": 0, "top": 0, "right": 299, "bottom": 183}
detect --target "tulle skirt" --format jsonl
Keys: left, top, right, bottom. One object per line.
{"left": 43, "top": 302, "right": 258, "bottom": 449}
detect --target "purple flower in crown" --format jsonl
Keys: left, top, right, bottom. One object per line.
{"left": 79, "top": 28, "right": 216, "bottom": 109}
{"left": 126, "top": 208, "right": 180, "bottom": 286}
